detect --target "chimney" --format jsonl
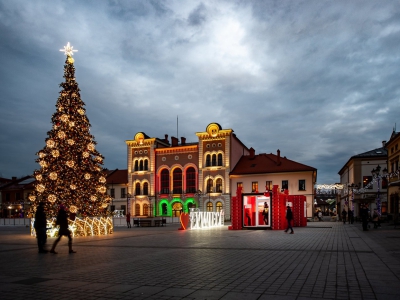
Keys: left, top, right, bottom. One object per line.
{"left": 249, "top": 147, "right": 255, "bottom": 159}
{"left": 171, "top": 136, "right": 178, "bottom": 146}
{"left": 277, "top": 149, "right": 281, "bottom": 165}
{"left": 164, "top": 134, "right": 169, "bottom": 144}
{"left": 181, "top": 137, "right": 186, "bottom": 145}
{"left": 382, "top": 140, "right": 386, "bottom": 147}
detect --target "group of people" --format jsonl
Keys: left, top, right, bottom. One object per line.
{"left": 341, "top": 206, "right": 381, "bottom": 231}
{"left": 34, "top": 202, "right": 76, "bottom": 254}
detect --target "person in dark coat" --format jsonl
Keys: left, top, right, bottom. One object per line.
{"left": 360, "top": 204, "right": 369, "bottom": 231}
{"left": 284, "top": 206, "right": 294, "bottom": 234}
{"left": 126, "top": 212, "right": 131, "bottom": 228}
{"left": 50, "top": 205, "right": 76, "bottom": 254}
{"left": 341, "top": 209, "right": 347, "bottom": 224}
{"left": 348, "top": 210, "right": 354, "bottom": 224}
{"left": 34, "top": 202, "right": 48, "bottom": 253}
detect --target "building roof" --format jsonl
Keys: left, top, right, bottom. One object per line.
{"left": 230, "top": 150, "right": 316, "bottom": 175}
{"left": 106, "top": 169, "right": 128, "bottom": 184}
{"left": 338, "top": 146, "right": 387, "bottom": 175}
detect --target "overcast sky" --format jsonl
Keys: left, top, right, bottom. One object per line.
{"left": 1, "top": 0, "right": 399, "bottom": 184}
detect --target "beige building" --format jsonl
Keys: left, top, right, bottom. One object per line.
{"left": 386, "top": 130, "right": 400, "bottom": 220}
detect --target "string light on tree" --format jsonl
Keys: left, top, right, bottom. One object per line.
{"left": 30, "top": 43, "right": 112, "bottom": 236}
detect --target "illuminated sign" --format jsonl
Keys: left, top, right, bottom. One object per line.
{"left": 189, "top": 208, "right": 224, "bottom": 229}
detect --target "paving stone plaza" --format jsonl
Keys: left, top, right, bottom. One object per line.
{"left": 1, "top": 221, "right": 400, "bottom": 300}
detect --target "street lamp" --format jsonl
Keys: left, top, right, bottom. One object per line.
{"left": 348, "top": 183, "right": 359, "bottom": 214}
{"left": 371, "top": 165, "right": 388, "bottom": 215}
{"left": 314, "top": 199, "right": 317, "bottom": 221}
{"left": 8, "top": 205, "right": 12, "bottom": 218}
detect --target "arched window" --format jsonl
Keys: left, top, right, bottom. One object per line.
{"left": 135, "top": 182, "right": 141, "bottom": 195}
{"left": 186, "top": 167, "right": 196, "bottom": 193}
{"left": 216, "top": 178, "right": 222, "bottom": 193}
{"left": 207, "top": 178, "right": 213, "bottom": 193}
{"left": 206, "top": 154, "right": 211, "bottom": 167}
{"left": 135, "top": 203, "right": 140, "bottom": 216}
{"left": 161, "top": 169, "right": 169, "bottom": 194}
{"left": 212, "top": 154, "right": 217, "bottom": 166}
{"left": 188, "top": 202, "right": 196, "bottom": 210}
{"left": 173, "top": 169, "right": 182, "bottom": 194}
{"left": 143, "top": 182, "right": 149, "bottom": 195}
{"left": 216, "top": 201, "right": 223, "bottom": 212}
{"left": 207, "top": 201, "right": 213, "bottom": 212}
{"left": 218, "top": 153, "right": 223, "bottom": 166}
{"left": 134, "top": 160, "right": 139, "bottom": 171}
{"left": 143, "top": 204, "right": 149, "bottom": 216}
{"left": 139, "top": 160, "right": 144, "bottom": 171}
{"left": 144, "top": 159, "right": 148, "bottom": 170}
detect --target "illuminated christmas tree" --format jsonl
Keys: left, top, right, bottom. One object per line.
{"left": 30, "top": 43, "right": 111, "bottom": 222}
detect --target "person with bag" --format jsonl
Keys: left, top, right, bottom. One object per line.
{"left": 284, "top": 206, "right": 294, "bottom": 234}
{"left": 50, "top": 204, "right": 76, "bottom": 254}
{"left": 34, "top": 202, "right": 48, "bottom": 253}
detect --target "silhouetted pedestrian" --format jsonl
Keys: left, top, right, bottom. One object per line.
{"left": 34, "top": 202, "right": 48, "bottom": 253}
{"left": 284, "top": 206, "right": 294, "bottom": 234}
{"left": 126, "top": 212, "right": 131, "bottom": 228}
{"left": 50, "top": 205, "right": 76, "bottom": 254}
{"left": 341, "top": 209, "right": 347, "bottom": 224}
{"left": 360, "top": 204, "right": 369, "bottom": 231}
{"left": 348, "top": 210, "right": 354, "bottom": 224}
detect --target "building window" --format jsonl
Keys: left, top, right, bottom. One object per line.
{"left": 110, "top": 188, "right": 115, "bottom": 198}
{"left": 161, "top": 203, "right": 168, "bottom": 215}
{"left": 139, "top": 160, "right": 144, "bottom": 171}
{"left": 134, "top": 160, "right": 139, "bottom": 171}
{"left": 173, "top": 168, "right": 182, "bottom": 194}
{"left": 206, "top": 154, "right": 211, "bottom": 167}
{"left": 363, "top": 176, "right": 372, "bottom": 189}
{"left": 135, "top": 203, "right": 140, "bottom": 216}
{"left": 207, "top": 201, "right": 213, "bottom": 212}
{"left": 282, "top": 180, "right": 288, "bottom": 190}
{"left": 143, "top": 204, "right": 149, "bottom": 216}
{"left": 135, "top": 182, "right": 141, "bottom": 195}
{"left": 265, "top": 181, "right": 272, "bottom": 191}
{"left": 144, "top": 159, "right": 148, "bottom": 170}
{"left": 217, "top": 153, "right": 223, "bottom": 166}
{"left": 216, "top": 201, "right": 223, "bottom": 212}
{"left": 212, "top": 154, "right": 217, "bottom": 166}
{"left": 216, "top": 178, "right": 222, "bottom": 193}
{"left": 186, "top": 167, "right": 196, "bottom": 193}
{"left": 143, "top": 182, "right": 149, "bottom": 195}
{"left": 172, "top": 202, "right": 183, "bottom": 217}
{"left": 299, "top": 180, "right": 306, "bottom": 191}
{"left": 121, "top": 205, "right": 126, "bottom": 215}
{"left": 121, "top": 188, "right": 126, "bottom": 198}
{"left": 252, "top": 182, "right": 258, "bottom": 193}
{"left": 161, "top": 169, "right": 169, "bottom": 194}
{"left": 207, "top": 178, "right": 213, "bottom": 193}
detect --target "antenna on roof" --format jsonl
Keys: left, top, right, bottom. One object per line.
{"left": 177, "top": 115, "right": 178, "bottom": 138}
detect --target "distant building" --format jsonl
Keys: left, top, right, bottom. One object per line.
{"left": 385, "top": 130, "right": 400, "bottom": 219}
{"left": 0, "top": 176, "right": 35, "bottom": 218}
{"left": 338, "top": 142, "right": 388, "bottom": 218}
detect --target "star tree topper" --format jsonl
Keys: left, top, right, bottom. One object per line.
{"left": 60, "top": 42, "right": 78, "bottom": 56}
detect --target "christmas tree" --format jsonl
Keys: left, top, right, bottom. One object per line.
{"left": 30, "top": 43, "right": 111, "bottom": 224}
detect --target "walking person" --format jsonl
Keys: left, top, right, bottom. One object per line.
{"left": 372, "top": 209, "right": 379, "bottom": 229}
{"left": 318, "top": 210, "right": 323, "bottom": 222}
{"left": 50, "top": 205, "right": 76, "bottom": 254}
{"left": 284, "top": 206, "right": 294, "bottom": 234}
{"left": 341, "top": 209, "right": 347, "bottom": 224}
{"left": 360, "top": 204, "right": 369, "bottom": 231}
{"left": 126, "top": 212, "right": 131, "bottom": 228}
{"left": 348, "top": 210, "right": 354, "bottom": 224}
{"left": 34, "top": 202, "right": 48, "bottom": 253}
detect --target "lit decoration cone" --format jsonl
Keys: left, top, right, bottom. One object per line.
{"left": 29, "top": 43, "right": 112, "bottom": 237}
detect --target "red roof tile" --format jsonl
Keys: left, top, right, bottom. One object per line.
{"left": 230, "top": 153, "right": 316, "bottom": 175}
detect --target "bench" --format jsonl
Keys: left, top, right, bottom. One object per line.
{"left": 154, "top": 218, "right": 167, "bottom": 227}
{"left": 133, "top": 219, "right": 139, "bottom": 227}
{"left": 139, "top": 220, "right": 152, "bottom": 227}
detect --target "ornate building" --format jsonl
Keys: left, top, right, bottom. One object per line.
{"left": 125, "top": 123, "right": 249, "bottom": 220}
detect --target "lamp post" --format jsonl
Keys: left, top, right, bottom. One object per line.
{"left": 348, "top": 183, "right": 359, "bottom": 214}
{"left": 371, "top": 165, "right": 388, "bottom": 216}
{"left": 8, "top": 205, "right": 12, "bottom": 218}
{"left": 314, "top": 199, "right": 317, "bottom": 221}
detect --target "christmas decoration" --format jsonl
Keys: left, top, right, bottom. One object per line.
{"left": 30, "top": 43, "right": 112, "bottom": 236}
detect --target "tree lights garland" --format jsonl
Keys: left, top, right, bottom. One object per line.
{"left": 29, "top": 43, "right": 112, "bottom": 236}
